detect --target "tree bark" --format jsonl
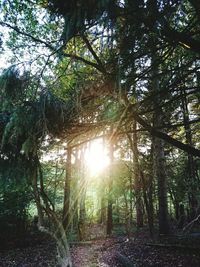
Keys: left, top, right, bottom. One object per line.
{"left": 78, "top": 147, "right": 87, "bottom": 241}
{"left": 153, "top": 134, "right": 170, "bottom": 235}
{"left": 73, "top": 148, "right": 79, "bottom": 231}
{"left": 129, "top": 174, "right": 133, "bottom": 224}
{"left": 151, "top": 48, "right": 170, "bottom": 235}
{"left": 100, "top": 195, "right": 106, "bottom": 224}
{"left": 36, "top": 158, "right": 72, "bottom": 267}
{"left": 181, "top": 89, "right": 198, "bottom": 218}
{"left": 62, "top": 145, "right": 72, "bottom": 232}
{"left": 32, "top": 167, "right": 44, "bottom": 228}
{"left": 141, "top": 170, "right": 154, "bottom": 237}
{"left": 106, "top": 138, "right": 114, "bottom": 236}
{"left": 127, "top": 123, "right": 144, "bottom": 228}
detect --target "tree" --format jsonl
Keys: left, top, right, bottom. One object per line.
{"left": 63, "top": 145, "right": 72, "bottom": 232}
{"left": 106, "top": 136, "right": 114, "bottom": 236}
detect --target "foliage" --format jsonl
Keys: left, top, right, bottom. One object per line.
{"left": 0, "top": 156, "right": 33, "bottom": 236}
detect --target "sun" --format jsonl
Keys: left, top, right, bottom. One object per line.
{"left": 84, "top": 139, "right": 110, "bottom": 176}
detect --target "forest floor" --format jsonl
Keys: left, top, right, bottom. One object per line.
{"left": 0, "top": 228, "right": 200, "bottom": 267}
{"left": 71, "top": 232, "right": 200, "bottom": 267}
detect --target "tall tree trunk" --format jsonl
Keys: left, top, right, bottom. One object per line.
{"left": 148, "top": 148, "right": 155, "bottom": 232}
{"left": 73, "top": 148, "right": 79, "bottom": 231}
{"left": 132, "top": 120, "right": 144, "bottom": 228}
{"left": 124, "top": 192, "right": 131, "bottom": 238}
{"left": 53, "top": 160, "right": 59, "bottom": 208}
{"left": 32, "top": 168, "right": 44, "bottom": 228}
{"left": 141, "top": 170, "right": 154, "bottom": 237}
{"left": 106, "top": 138, "right": 114, "bottom": 236}
{"left": 62, "top": 146, "right": 72, "bottom": 232}
{"left": 181, "top": 89, "right": 198, "bottom": 218}
{"left": 127, "top": 122, "right": 143, "bottom": 228}
{"left": 129, "top": 174, "right": 133, "bottom": 224}
{"left": 78, "top": 147, "right": 87, "bottom": 241}
{"left": 153, "top": 134, "right": 169, "bottom": 235}
{"left": 151, "top": 51, "right": 170, "bottom": 235}
{"left": 36, "top": 158, "right": 72, "bottom": 267}
{"left": 100, "top": 136, "right": 107, "bottom": 225}
{"left": 100, "top": 193, "right": 106, "bottom": 224}
{"left": 79, "top": 188, "right": 86, "bottom": 241}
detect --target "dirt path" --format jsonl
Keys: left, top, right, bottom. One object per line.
{"left": 71, "top": 235, "right": 200, "bottom": 267}
{"left": 71, "top": 239, "right": 112, "bottom": 267}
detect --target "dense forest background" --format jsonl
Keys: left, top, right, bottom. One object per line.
{"left": 0, "top": 0, "right": 200, "bottom": 266}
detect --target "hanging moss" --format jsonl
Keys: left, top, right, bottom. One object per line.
{"left": 46, "top": 0, "right": 114, "bottom": 18}
{"left": 45, "top": 0, "right": 116, "bottom": 42}
{"left": 0, "top": 91, "right": 78, "bottom": 158}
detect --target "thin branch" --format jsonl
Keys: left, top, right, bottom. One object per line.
{"left": 183, "top": 214, "right": 200, "bottom": 233}
{"left": 81, "top": 35, "right": 107, "bottom": 73}
{"left": 62, "top": 51, "right": 105, "bottom": 73}
{"left": 1, "top": 21, "right": 106, "bottom": 73}
{"left": 0, "top": 21, "right": 55, "bottom": 51}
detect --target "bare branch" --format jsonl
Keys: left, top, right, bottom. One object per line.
{"left": 0, "top": 21, "right": 56, "bottom": 51}
{"left": 81, "top": 35, "right": 107, "bottom": 73}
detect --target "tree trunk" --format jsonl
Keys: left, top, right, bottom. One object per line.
{"left": 53, "top": 160, "right": 59, "bottom": 208}
{"left": 151, "top": 50, "right": 170, "bottom": 235}
{"left": 129, "top": 174, "right": 133, "bottom": 224}
{"left": 78, "top": 186, "right": 86, "bottom": 241}
{"left": 132, "top": 120, "right": 144, "bottom": 228}
{"left": 78, "top": 147, "right": 87, "bottom": 241}
{"left": 36, "top": 158, "right": 72, "bottom": 267}
{"left": 32, "top": 168, "right": 44, "bottom": 228}
{"left": 181, "top": 89, "right": 198, "bottom": 219}
{"left": 124, "top": 193, "right": 131, "bottom": 238}
{"left": 141, "top": 170, "right": 154, "bottom": 237}
{"left": 147, "top": 176, "right": 154, "bottom": 236}
{"left": 127, "top": 122, "right": 144, "bottom": 228}
{"left": 62, "top": 146, "right": 72, "bottom": 232}
{"left": 73, "top": 148, "right": 79, "bottom": 231}
{"left": 100, "top": 195, "right": 106, "bottom": 224}
{"left": 153, "top": 134, "right": 170, "bottom": 235}
{"left": 106, "top": 138, "right": 114, "bottom": 236}
{"left": 100, "top": 134, "right": 107, "bottom": 224}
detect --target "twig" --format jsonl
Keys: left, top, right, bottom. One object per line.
{"left": 183, "top": 214, "right": 200, "bottom": 233}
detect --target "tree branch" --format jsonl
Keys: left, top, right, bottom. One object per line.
{"left": 81, "top": 35, "right": 107, "bottom": 73}
{"left": 0, "top": 21, "right": 56, "bottom": 51}
{"left": 128, "top": 106, "right": 200, "bottom": 157}
{"left": 160, "top": 21, "right": 200, "bottom": 55}
{"left": 62, "top": 51, "right": 105, "bottom": 72}
{"left": 0, "top": 22, "right": 106, "bottom": 73}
